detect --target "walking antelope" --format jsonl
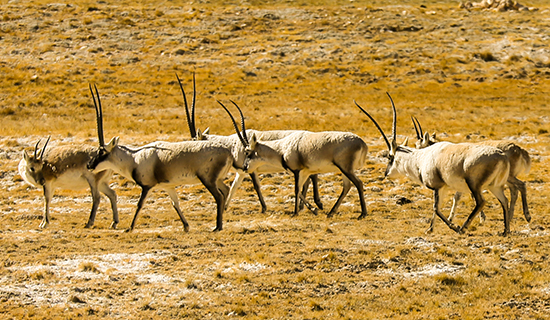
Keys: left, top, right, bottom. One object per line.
{"left": 86, "top": 85, "right": 234, "bottom": 232}
{"left": 175, "top": 74, "right": 323, "bottom": 213}
{"left": 219, "top": 101, "right": 369, "bottom": 219}
{"left": 18, "top": 137, "right": 119, "bottom": 229}
{"left": 411, "top": 116, "right": 531, "bottom": 224}
{"left": 356, "top": 93, "right": 512, "bottom": 235}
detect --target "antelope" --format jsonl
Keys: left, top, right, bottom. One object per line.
{"left": 411, "top": 116, "right": 531, "bottom": 224}
{"left": 175, "top": 74, "right": 323, "bottom": 214}
{"left": 86, "top": 85, "right": 234, "bottom": 232}
{"left": 219, "top": 101, "right": 369, "bottom": 219}
{"left": 18, "top": 137, "right": 119, "bottom": 229}
{"left": 356, "top": 93, "right": 512, "bottom": 235}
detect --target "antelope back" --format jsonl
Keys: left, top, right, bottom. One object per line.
{"left": 482, "top": 140, "right": 531, "bottom": 177}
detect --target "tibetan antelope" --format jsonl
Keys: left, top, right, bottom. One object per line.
{"left": 356, "top": 93, "right": 512, "bottom": 235}
{"left": 86, "top": 84, "right": 234, "bottom": 232}
{"left": 219, "top": 101, "right": 369, "bottom": 219}
{"left": 175, "top": 74, "right": 323, "bottom": 214}
{"left": 18, "top": 137, "right": 119, "bottom": 229}
{"left": 411, "top": 116, "right": 531, "bottom": 224}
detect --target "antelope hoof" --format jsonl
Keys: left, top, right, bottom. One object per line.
{"left": 260, "top": 206, "right": 267, "bottom": 214}
{"left": 311, "top": 208, "right": 319, "bottom": 216}
{"left": 500, "top": 230, "right": 510, "bottom": 237}
{"left": 84, "top": 222, "right": 93, "bottom": 229}
{"left": 183, "top": 225, "right": 190, "bottom": 233}
{"left": 525, "top": 214, "right": 532, "bottom": 223}
{"left": 456, "top": 226, "right": 465, "bottom": 235}
{"left": 110, "top": 222, "right": 118, "bottom": 230}
{"left": 316, "top": 202, "right": 324, "bottom": 210}
{"left": 212, "top": 227, "right": 222, "bottom": 232}
{"left": 357, "top": 213, "right": 367, "bottom": 220}
{"left": 424, "top": 227, "right": 434, "bottom": 234}
{"left": 124, "top": 228, "right": 133, "bottom": 233}
{"left": 39, "top": 221, "right": 48, "bottom": 229}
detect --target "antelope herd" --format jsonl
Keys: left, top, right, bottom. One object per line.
{"left": 18, "top": 74, "right": 533, "bottom": 236}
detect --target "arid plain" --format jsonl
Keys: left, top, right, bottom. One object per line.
{"left": 1, "top": 0, "right": 550, "bottom": 318}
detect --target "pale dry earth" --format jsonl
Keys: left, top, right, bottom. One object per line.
{"left": 1, "top": 0, "right": 550, "bottom": 319}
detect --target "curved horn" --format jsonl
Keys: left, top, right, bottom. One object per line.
{"left": 217, "top": 100, "right": 248, "bottom": 147}
{"left": 354, "top": 100, "right": 391, "bottom": 151}
{"left": 39, "top": 136, "right": 51, "bottom": 160}
{"left": 191, "top": 72, "right": 197, "bottom": 137}
{"left": 33, "top": 139, "right": 41, "bottom": 158}
{"left": 413, "top": 116, "right": 423, "bottom": 139}
{"left": 89, "top": 84, "right": 105, "bottom": 147}
{"left": 229, "top": 100, "right": 248, "bottom": 144}
{"left": 386, "top": 92, "right": 397, "bottom": 143}
{"left": 176, "top": 73, "right": 197, "bottom": 139}
{"left": 411, "top": 116, "right": 421, "bottom": 139}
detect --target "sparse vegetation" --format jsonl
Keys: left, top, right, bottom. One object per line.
{"left": 1, "top": 0, "right": 550, "bottom": 319}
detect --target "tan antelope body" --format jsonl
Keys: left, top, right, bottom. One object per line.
{"left": 88, "top": 138, "right": 232, "bottom": 231}
{"left": 241, "top": 129, "right": 369, "bottom": 218}
{"left": 357, "top": 94, "right": 512, "bottom": 235}
{"left": 19, "top": 139, "right": 119, "bottom": 229}
{"left": 197, "top": 129, "right": 324, "bottom": 213}
{"left": 412, "top": 118, "right": 531, "bottom": 225}
{"left": 86, "top": 84, "right": 234, "bottom": 231}
{"left": 176, "top": 75, "right": 322, "bottom": 213}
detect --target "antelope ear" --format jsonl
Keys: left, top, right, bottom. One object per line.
{"left": 390, "top": 139, "right": 398, "bottom": 156}
{"left": 418, "top": 132, "right": 431, "bottom": 147}
{"left": 196, "top": 128, "right": 210, "bottom": 141}
{"left": 23, "top": 151, "right": 30, "bottom": 161}
{"left": 401, "top": 137, "right": 409, "bottom": 147}
{"left": 249, "top": 133, "right": 257, "bottom": 150}
{"left": 431, "top": 132, "right": 436, "bottom": 141}
{"left": 105, "top": 137, "right": 119, "bottom": 152}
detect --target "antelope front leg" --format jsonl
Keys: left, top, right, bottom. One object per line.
{"left": 459, "top": 190, "right": 486, "bottom": 234}
{"left": 126, "top": 186, "right": 151, "bottom": 232}
{"left": 39, "top": 185, "right": 53, "bottom": 229}
{"left": 292, "top": 171, "right": 318, "bottom": 216}
{"left": 249, "top": 172, "right": 267, "bottom": 213}
{"left": 429, "top": 189, "right": 461, "bottom": 234}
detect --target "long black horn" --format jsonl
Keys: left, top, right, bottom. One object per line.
{"left": 89, "top": 84, "right": 105, "bottom": 147}
{"left": 413, "top": 116, "right": 423, "bottom": 138}
{"left": 354, "top": 100, "right": 391, "bottom": 151}
{"left": 411, "top": 116, "right": 421, "bottom": 139}
{"left": 39, "top": 136, "right": 51, "bottom": 160}
{"left": 176, "top": 73, "right": 197, "bottom": 139}
{"left": 191, "top": 72, "right": 197, "bottom": 136}
{"left": 386, "top": 92, "right": 397, "bottom": 143}
{"left": 229, "top": 100, "right": 248, "bottom": 145}
{"left": 217, "top": 100, "right": 248, "bottom": 147}
{"left": 33, "top": 139, "right": 41, "bottom": 158}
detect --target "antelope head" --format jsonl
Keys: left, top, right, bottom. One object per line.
{"left": 21, "top": 137, "right": 51, "bottom": 186}
{"left": 217, "top": 100, "right": 257, "bottom": 168}
{"left": 176, "top": 73, "right": 210, "bottom": 140}
{"left": 411, "top": 116, "right": 437, "bottom": 148}
{"left": 355, "top": 92, "right": 410, "bottom": 178}
{"left": 87, "top": 84, "right": 119, "bottom": 172}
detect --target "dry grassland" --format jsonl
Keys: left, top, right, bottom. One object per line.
{"left": 1, "top": 0, "right": 550, "bottom": 318}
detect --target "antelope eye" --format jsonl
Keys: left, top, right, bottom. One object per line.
{"left": 30, "top": 168, "right": 35, "bottom": 172}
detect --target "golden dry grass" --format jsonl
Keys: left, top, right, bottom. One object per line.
{"left": 1, "top": 0, "right": 550, "bottom": 319}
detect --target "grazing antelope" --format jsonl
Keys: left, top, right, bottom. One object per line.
{"left": 411, "top": 116, "right": 531, "bottom": 224}
{"left": 219, "top": 101, "right": 369, "bottom": 219}
{"left": 356, "top": 93, "right": 512, "bottom": 235}
{"left": 18, "top": 137, "right": 119, "bottom": 229}
{"left": 175, "top": 74, "right": 323, "bottom": 213}
{"left": 86, "top": 84, "right": 234, "bottom": 232}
